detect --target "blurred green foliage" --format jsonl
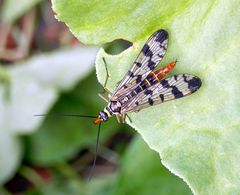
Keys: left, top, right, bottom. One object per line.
{"left": 0, "top": 0, "right": 42, "bottom": 23}
{"left": 25, "top": 72, "right": 127, "bottom": 164}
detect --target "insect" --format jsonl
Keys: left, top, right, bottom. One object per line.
{"left": 93, "top": 29, "right": 201, "bottom": 125}
{"left": 36, "top": 29, "right": 201, "bottom": 179}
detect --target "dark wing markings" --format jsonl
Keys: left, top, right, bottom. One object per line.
{"left": 110, "top": 29, "right": 168, "bottom": 100}
{"left": 121, "top": 74, "right": 201, "bottom": 113}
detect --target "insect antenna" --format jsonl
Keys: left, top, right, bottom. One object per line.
{"left": 34, "top": 113, "right": 97, "bottom": 118}
{"left": 35, "top": 113, "right": 103, "bottom": 180}
{"left": 88, "top": 121, "right": 102, "bottom": 181}
{"left": 102, "top": 57, "right": 109, "bottom": 89}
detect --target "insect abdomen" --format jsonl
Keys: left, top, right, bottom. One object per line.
{"left": 152, "top": 61, "right": 176, "bottom": 81}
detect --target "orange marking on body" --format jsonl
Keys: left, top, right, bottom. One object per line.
{"left": 154, "top": 61, "right": 177, "bottom": 80}
{"left": 93, "top": 117, "right": 101, "bottom": 125}
{"left": 150, "top": 72, "right": 158, "bottom": 81}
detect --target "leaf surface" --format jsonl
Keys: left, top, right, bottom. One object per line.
{"left": 53, "top": 0, "right": 240, "bottom": 194}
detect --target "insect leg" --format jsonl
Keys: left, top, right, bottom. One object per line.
{"left": 126, "top": 114, "right": 132, "bottom": 123}
{"left": 116, "top": 115, "right": 121, "bottom": 123}
{"left": 101, "top": 58, "right": 112, "bottom": 94}
{"left": 98, "top": 93, "right": 109, "bottom": 103}
{"left": 102, "top": 58, "right": 109, "bottom": 88}
{"left": 99, "top": 58, "right": 112, "bottom": 101}
{"left": 116, "top": 114, "right": 126, "bottom": 123}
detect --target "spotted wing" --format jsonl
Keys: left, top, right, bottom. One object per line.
{"left": 111, "top": 29, "right": 168, "bottom": 100}
{"left": 121, "top": 74, "right": 202, "bottom": 113}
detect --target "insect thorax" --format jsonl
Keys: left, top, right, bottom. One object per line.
{"left": 104, "top": 101, "right": 122, "bottom": 116}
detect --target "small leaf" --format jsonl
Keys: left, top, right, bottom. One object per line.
{"left": 0, "top": 81, "right": 22, "bottom": 184}
{"left": 0, "top": 0, "right": 42, "bottom": 23}
{"left": 8, "top": 46, "right": 98, "bottom": 133}
{"left": 0, "top": 130, "right": 22, "bottom": 184}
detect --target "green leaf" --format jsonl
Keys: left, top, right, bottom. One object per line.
{"left": 84, "top": 137, "right": 191, "bottom": 195}
{"left": 53, "top": 0, "right": 240, "bottom": 194}
{"left": 113, "top": 136, "right": 192, "bottom": 195}
{"left": 52, "top": 0, "right": 192, "bottom": 45}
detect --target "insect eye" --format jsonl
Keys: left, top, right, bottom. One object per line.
{"left": 99, "top": 111, "right": 108, "bottom": 121}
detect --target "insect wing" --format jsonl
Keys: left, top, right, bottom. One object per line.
{"left": 111, "top": 29, "right": 168, "bottom": 100}
{"left": 121, "top": 74, "right": 201, "bottom": 113}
